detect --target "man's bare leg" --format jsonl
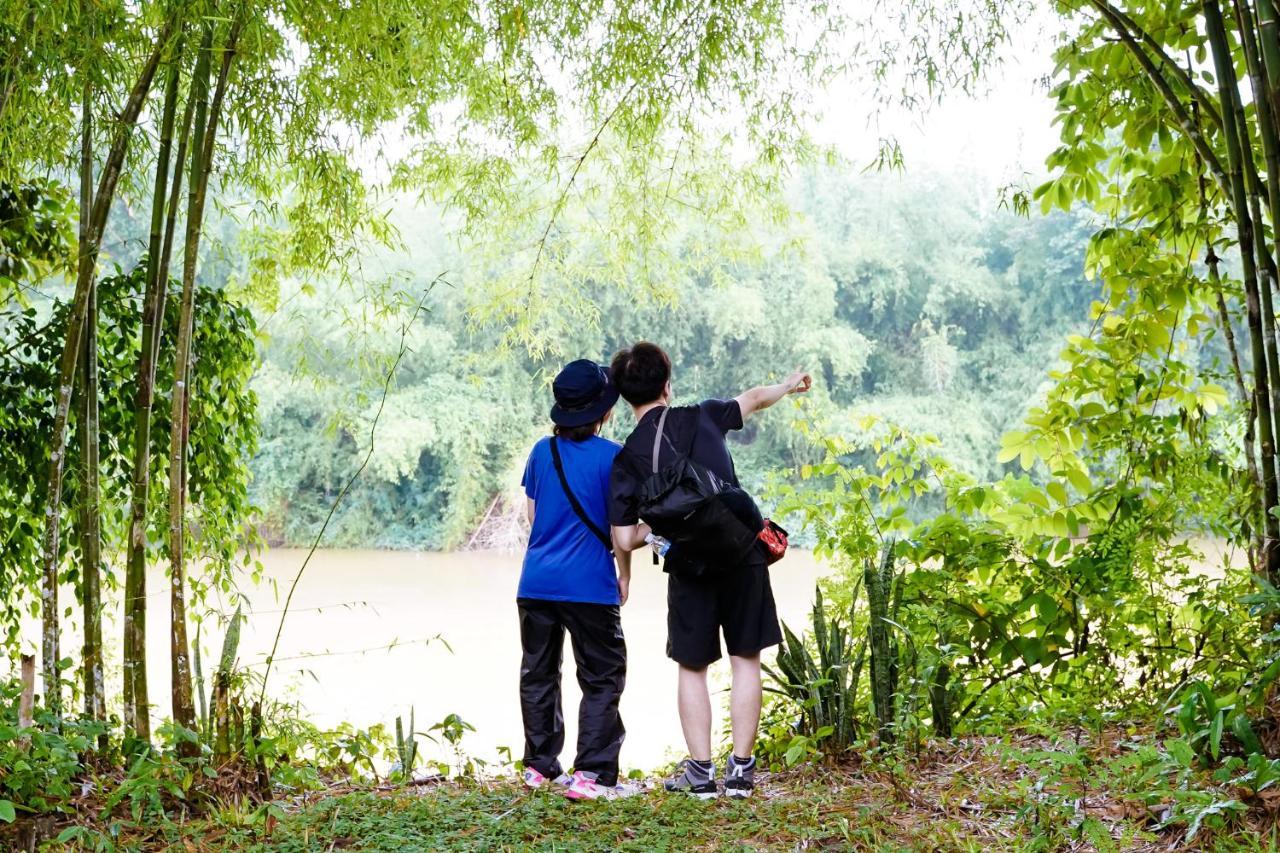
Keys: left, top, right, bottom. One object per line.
{"left": 728, "top": 653, "right": 762, "bottom": 758}
{"left": 677, "top": 664, "right": 713, "bottom": 761}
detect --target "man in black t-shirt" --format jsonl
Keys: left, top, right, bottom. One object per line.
{"left": 608, "top": 342, "right": 812, "bottom": 799}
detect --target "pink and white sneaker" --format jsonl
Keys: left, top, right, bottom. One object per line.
{"left": 562, "top": 770, "right": 616, "bottom": 800}
{"left": 523, "top": 767, "right": 571, "bottom": 789}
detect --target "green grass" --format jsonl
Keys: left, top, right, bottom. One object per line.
{"left": 36, "top": 732, "right": 1280, "bottom": 851}
{"left": 176, "top": 771, "right": 1266, "bottom": 852}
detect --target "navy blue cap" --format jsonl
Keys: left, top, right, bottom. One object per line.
{"left": 550, "top": 359, "right": 620, "bottom": 427}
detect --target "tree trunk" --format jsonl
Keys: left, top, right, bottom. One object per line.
{"left": 213, "top": 671, "right": 231, "bottom": 761}
{"left": 930, "top": 661, "right": 952, "bottom": 738}
{"left": 18, "top": 655, "right": 34, "bottom": 740}
{"left": 1207, "top": 0, "right": 1280, "bottom": 583}
{"left": 77, "top": 271, "right": 104, "bottom": 736}
{"left": 39, "top": 12, "right": 177, "bottom": 724}
{"left": 123, "top": 32, "right": 186, "bottom": 742}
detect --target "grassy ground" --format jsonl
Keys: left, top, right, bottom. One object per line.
{"left": 69, "top": 731, "right": 1275, "bottom": 851}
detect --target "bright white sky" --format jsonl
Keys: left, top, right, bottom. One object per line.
{"left": 807, "top": 7, "right": 1061, "bottom": 187}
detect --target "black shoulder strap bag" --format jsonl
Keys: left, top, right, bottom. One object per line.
{"left": 548, "top": 437, "right": 613, "bottom": 555}
{"left": 637, "top": 406, "right": 761, "bottom": 576}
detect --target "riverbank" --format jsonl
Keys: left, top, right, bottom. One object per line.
{"left": 27, "top": 728, "right": 1277, "bottom": 851}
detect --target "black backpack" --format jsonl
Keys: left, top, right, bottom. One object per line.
{"left": 636, "top": 407, "right": 761, "bottom": 571}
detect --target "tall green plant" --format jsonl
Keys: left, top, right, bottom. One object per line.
{"left": 765, "top": 584, "right": 867, "bottom": 756}
{"left": 865, "top": 540, "right": 901, "bottom": 745}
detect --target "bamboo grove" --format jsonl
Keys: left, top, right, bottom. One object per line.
{"left": 5, "top": 3, "right": 260, "bottom": 742}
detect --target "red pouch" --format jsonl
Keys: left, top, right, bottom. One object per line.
{"left": 757, "top": 519, "right": 789, "bottom": 564}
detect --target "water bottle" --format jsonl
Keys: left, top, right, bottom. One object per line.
{"left": 644, "top": 532, "right": 671, "bottom": 557}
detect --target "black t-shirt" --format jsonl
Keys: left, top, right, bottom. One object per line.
{"left": 608, "top": 399, "right": 744, "bottom": 527}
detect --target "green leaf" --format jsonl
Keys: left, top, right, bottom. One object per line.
{"left": 1231, "top": 713, "right": 1262, "bottom": 756}
{"left": 1166, "top": 738, "right": 1195, "bottom": 768}
{"left": 1065, "top": 467, "right": 1091, "bottom": 494}
{"left": 1196, "top": 383, "right": 1228, "bottom": 414}
{"left": 0, "top": 801, "right": 14, "bottom": 823}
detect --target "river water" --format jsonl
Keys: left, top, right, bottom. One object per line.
{"left": 74, "top": 548, "right": 832, "bottom": 775}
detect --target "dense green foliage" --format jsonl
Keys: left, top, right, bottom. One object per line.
{"left": 0, "top": 182, "right": 72, "bottom": 302}
{"left": 0, "top": 261, "right": 259, "bottom": 647}
{"left": 738, "top": 6, "right": 1280, "bottom": 830}
{"left": 252, "top": 168, "right": 1100, "bottom": 549}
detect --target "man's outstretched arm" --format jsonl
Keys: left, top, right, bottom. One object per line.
{"left": 735, "top": 369, "right": 813, "bottom": 419}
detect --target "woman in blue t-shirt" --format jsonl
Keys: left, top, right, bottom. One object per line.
{"left": 518, "top": 359, "right": 637, "bottom": 801}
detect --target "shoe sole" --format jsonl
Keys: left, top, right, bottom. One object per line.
{"left": 562, "top": 789, "right": 604, "bottom": 800}
{"left": 725, "top": 788, "right": 752, "bottom": 799}
{"left": 670, "top": 783, "right": 721, "bottom": 799}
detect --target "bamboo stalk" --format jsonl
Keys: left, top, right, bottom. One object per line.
{"left": 1213, "top": 264, "right": 1262, "bottom": 498}
{"left": 75, "top": 54, "right": 99, "bottom": 731}
{"left": 158, "top": 83, "right": 198, "bottom": 308}
{"left": 39, "top": 10, "right": 177, "bottom": 723}
{"left": 1237, "top": 1, "right": 1280, "bottom": 163}
{"left": 167, "top": 11, "right": 243, "bottom": 747}
{"left": 123, "top": 30, "right": 185, "bottom": 744}
{"left": 214, "top": 671, "right": 230, "bottom": 761}
{"left": 168, "top": 22, "right": 214, "bottom": 747}
{"left": 78, "top": 270, "right": 104, "bottom": 733}
{"left": 1233, "top": 0, "right": 1280, "bottom": 455}
{"left": 1240, "top": 157, "right": 1280, "bottom": 493}
{"left": 1207, "top": 0, "right": 1280, "bottom": 581}
{"left": 193, "top": 621, "right": 209, "bottom": 741}
{"left": 1254, "top": 0, "right": 1280, "bottom": 128}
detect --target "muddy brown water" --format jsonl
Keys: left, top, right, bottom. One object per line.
{"left": 17, "top": 548, "right": 833, "bottom": 774}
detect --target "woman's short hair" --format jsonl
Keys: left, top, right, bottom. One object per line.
{"left": 610, "top": 342, "right": 671, "bottom": 406}
{"left": 554, "top": 419, "right": 604, "bottom": 442}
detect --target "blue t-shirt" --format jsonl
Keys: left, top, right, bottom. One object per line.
{"left": 518, "top": 434, "right": 621, "bottom": 605}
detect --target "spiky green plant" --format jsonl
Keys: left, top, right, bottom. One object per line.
{"left": 866, "top": 539, "right": 901, "bottom": 744}
{"left": 394, "top": 707, "right": 418, "bottom": 779}
{"left": 765, "top": 584, "right": 866, "bottom": 752}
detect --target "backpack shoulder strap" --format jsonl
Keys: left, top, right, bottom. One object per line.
{"left": 549, "top": 437, "right": 613, "bottom": 554}
{"left": 651, "top": 407, "right": 671, "bottom": 474}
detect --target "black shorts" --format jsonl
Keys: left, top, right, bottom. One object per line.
{"left": 666, "top": 551, "right": 782, "bottom": 668}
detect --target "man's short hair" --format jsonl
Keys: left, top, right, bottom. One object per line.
{"left": 611, "top": 342, "right": 671, "bottom": 406}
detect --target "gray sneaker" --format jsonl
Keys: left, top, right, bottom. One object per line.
{"left": 724, "top": 755, "right": 755, "bottom": 799}
{"left": 663, "top": 758, "right": 719, "bottom": 799}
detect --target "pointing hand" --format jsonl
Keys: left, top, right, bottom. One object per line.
{"left": 786, "top": 370, "right": 813, "bottom": 394}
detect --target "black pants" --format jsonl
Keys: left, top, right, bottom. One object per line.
{"left": 518, "top": 599, "right": 626, "bottom": 786}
